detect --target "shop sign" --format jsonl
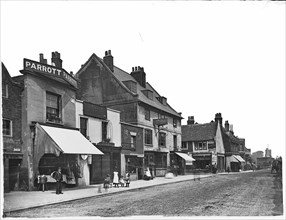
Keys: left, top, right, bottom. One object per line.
{"left": 23, "top": 58, "right": 77, "bottom": 87}
{"left": 153, "top": 118, "right": 168, "bottom": 126}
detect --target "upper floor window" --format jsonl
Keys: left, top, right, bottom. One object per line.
{"left": 159, "top": 132, "right": 166, "bottom": 147}
{"left": 46, "top": 92, "right": 61, "bottom": 123}
{"left": 158, "top": 113, "right": 165, "bottom": 119}
{"left": 182, "top": 141, "right": 188, "bottom": 149}
{"left": 145, "top": 108, "right": 150, "bottom": 121}
{"left": 102, "top": 121, "right": 108, "bottom": 142}
{"left": 3, "top": 119, "right": 12, "bottom": 136}
{"left": 173, "top": 135, "right": 177, "bottom": 150}
{"left": 195, "top": 142, "right": 208, "bottom": 151}
{"left": 130, "top": 135, "right": 136, "bottom": 149}
{"left": 2, "top": 84, "right": 8, "bottom": 98}
{"left": 144, "top": 129, "right": 153, "bottom": 145}
{"left": 173, "top": 118, "right": 177, "bottom": 128}
{"left": 80, "top": 117, "right": 88, "bottom": 138}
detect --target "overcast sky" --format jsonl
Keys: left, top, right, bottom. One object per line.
{"left": 1, "top": 1, "right": 285, "bottom": 158}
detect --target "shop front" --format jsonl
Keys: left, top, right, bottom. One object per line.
{"left": 125, "top": 154, "right": 144, "bottom": 181}
{"left": 226, "top": 155, "right": 240, "bottom": 172}
{"left": 171, "top": 152, "right": 196, "bottom": 175}
{"left": 91, "top": 143, "right": 121, "bottom": 184}
{"left": 192, "top": 153, "right": 212, "bottom": 172}
{"left": 33, "top": 123, "right": 103, "bottom": 189}
{"left": 3, "top": 153, "right": 23, "bottom": 192}
{"left": 144, "top": 151, "right": 167, "bottom": 177}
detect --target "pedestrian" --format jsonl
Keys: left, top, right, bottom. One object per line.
{"left": 227, "top": 166, "right": 230, "bottom": 173}
{"left": 104, "top": 174, "right": 111, "bottom": 190}
{"left": 113, "top": 169, "right": 119, "bottom": 187}
{"left": 51, "top": 167, "right": 63, "bottom": 195}
{"left": 103, "top": 174, "right": 111, "bottom": 191}
{"left": 119, "top": 175, "right": 125, "bottom": 187}
{"left": 39, "top": 174, "right": 48, "bottom": 192}
{"left": 124, "top": 172, "right": 131, "bottom": 187}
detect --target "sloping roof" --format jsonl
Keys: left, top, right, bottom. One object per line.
{"left": 182, "top": 122, "right": 217, "bottom": 141}
{"left": 113, "top": 65, "right": 182, "bottom": 118}
{"left": 76, "top": 53, "right": 182, "bottom": 118}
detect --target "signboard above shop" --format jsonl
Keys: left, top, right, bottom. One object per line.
{"left": 23, "top": 58, "right": 77, "bottom": 88}
{"left": 153, "top": 118, "right": 168, "bottom": 126}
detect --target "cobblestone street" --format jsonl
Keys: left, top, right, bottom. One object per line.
{"left": 6, "top": 169, "right": 283, "bottom": 218}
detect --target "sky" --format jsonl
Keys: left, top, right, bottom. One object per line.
{"left": 1, "top": 1, "right": 285, "bottom": 158}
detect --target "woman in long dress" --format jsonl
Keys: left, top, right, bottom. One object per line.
{"left": 113, "top": 170, "right": 119, "bottom": 187}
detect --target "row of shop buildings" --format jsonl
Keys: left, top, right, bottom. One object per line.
{"left": 2, "top": 50, "right": 250, "bottom": 192}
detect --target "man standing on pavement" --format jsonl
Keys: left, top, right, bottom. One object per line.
{"left": 52, "top": 167, "right": 63, "bottom": 195}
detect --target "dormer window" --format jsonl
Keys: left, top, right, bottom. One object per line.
{"left": 46, "top": 92, "right": 61, "bottom": 123}
{"left": 142, "top": 89, "right": 153, "bottom": 100}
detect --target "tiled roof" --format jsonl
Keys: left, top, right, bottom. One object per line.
{"left": 182, "top": 122, "right": 217, "bottom": 141}
{"left": 113, "top": 65, "right": 182, "bottom": 118}
{"left": 77, "top": 54, "right": 182, "bottom": 118}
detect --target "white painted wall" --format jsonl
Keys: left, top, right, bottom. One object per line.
{"left": 75, "top": 100, "right": 102, "bottom": 144}
{"left": 107, "top": 108, "right": 121, "bottom": 146}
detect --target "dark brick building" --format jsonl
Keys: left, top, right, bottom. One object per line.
{"left": 75, "top": 50, "right": 183, "bottom": 177}
{"left": 2, "top": 63, "right": 23, "bottom": 192}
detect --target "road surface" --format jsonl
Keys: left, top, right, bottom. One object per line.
{"left": 5, "top": 169, "right": 283, "bottom": 217}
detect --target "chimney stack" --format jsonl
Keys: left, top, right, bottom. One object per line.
{"left": 187, "top": 116, "right": 195, "bottom": 125}
{"left": 225, "top": 120, "right": 229, "bottom": 131}
{"left": 131, "top": 66, "right": 146, "bottom": 88}
{"left": 103, "top": 50, "right": 114, "bottom": 72}
{"left": 39, "top": 53, "right": 47, "bottom": 64}
{"left": 51, "top": 51, "right": 62, "bottom": 68}
{"left": 215, "top": 113, "right": 223, "bottom": 125}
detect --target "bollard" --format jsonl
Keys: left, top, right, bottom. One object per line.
{"left": 98, "top": 185, "right": 102, "bottom": 193}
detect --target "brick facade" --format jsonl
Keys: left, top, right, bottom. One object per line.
{"left": 2, "top": 63, "right": 23, "bottom": 192}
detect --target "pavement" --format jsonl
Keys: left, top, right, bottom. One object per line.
{"left": 2, "top": 170, "right": 254, "bottom": 214}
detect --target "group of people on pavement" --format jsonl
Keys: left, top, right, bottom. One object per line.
{"left": 103, "top": 170, "right": 131, "bottom": 190}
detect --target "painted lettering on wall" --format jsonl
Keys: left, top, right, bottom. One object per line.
{"left": 23, "top": 58, "right": 77, "bottom": 88}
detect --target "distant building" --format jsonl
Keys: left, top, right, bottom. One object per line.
{"left": 265, "top": 148, "right": 272, "bottom": 158}
{"left": 257, "top": 157, "right": 273, "bottom": 169}
{"left": 224, "top": 120, "right": 246, "bottom": 172}
{"left": 251, "top": 151, "right": 264, "bottom": 165}
{"left": 181, "top": 113, "right": 226, "bottom": 173}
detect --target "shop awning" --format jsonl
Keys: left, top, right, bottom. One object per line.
{"left": 175, "top": 152, "right": 196, "bottom": 165}
{"left": 233, "top": 155, "right": 246, "bottom": 163}
{"left": 228, "top": 155, "right": 239, "bottom": 163}
{"left": 38, "top": 124, "right": 104, "bottom": 155}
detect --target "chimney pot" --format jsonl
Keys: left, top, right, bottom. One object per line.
{"left": 225, "top": 120, "right": 229, "bottom": 131}
{"left": 130, "top": 65, "right": 146, "bottom": 87}
{"left": 103, "top": 49, "right": 114, "bottom": 72}
{"left": 187, "top": 116, "right": 195, "bottom": 125}
{"left": 215, "top": 113, "right": 223, "bottom": 125}
{"left": 51, "top": 51, "right": 62, "bottom": 68}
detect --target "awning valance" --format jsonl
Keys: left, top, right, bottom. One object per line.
{"left": 38, "top": 124, "right": 104, "bottom": 155}
{"left": 233, "top": 155, "right": 246, "bottom": 163}
{"left": 175, "top": 152, "right": 196, "bottom": 165}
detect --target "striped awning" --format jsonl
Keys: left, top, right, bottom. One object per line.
{"left": 175, "top": 152, "right": 196, "bottom": 165}
{"left": 233, "top": 155, "right": 246, "bottom": 163}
